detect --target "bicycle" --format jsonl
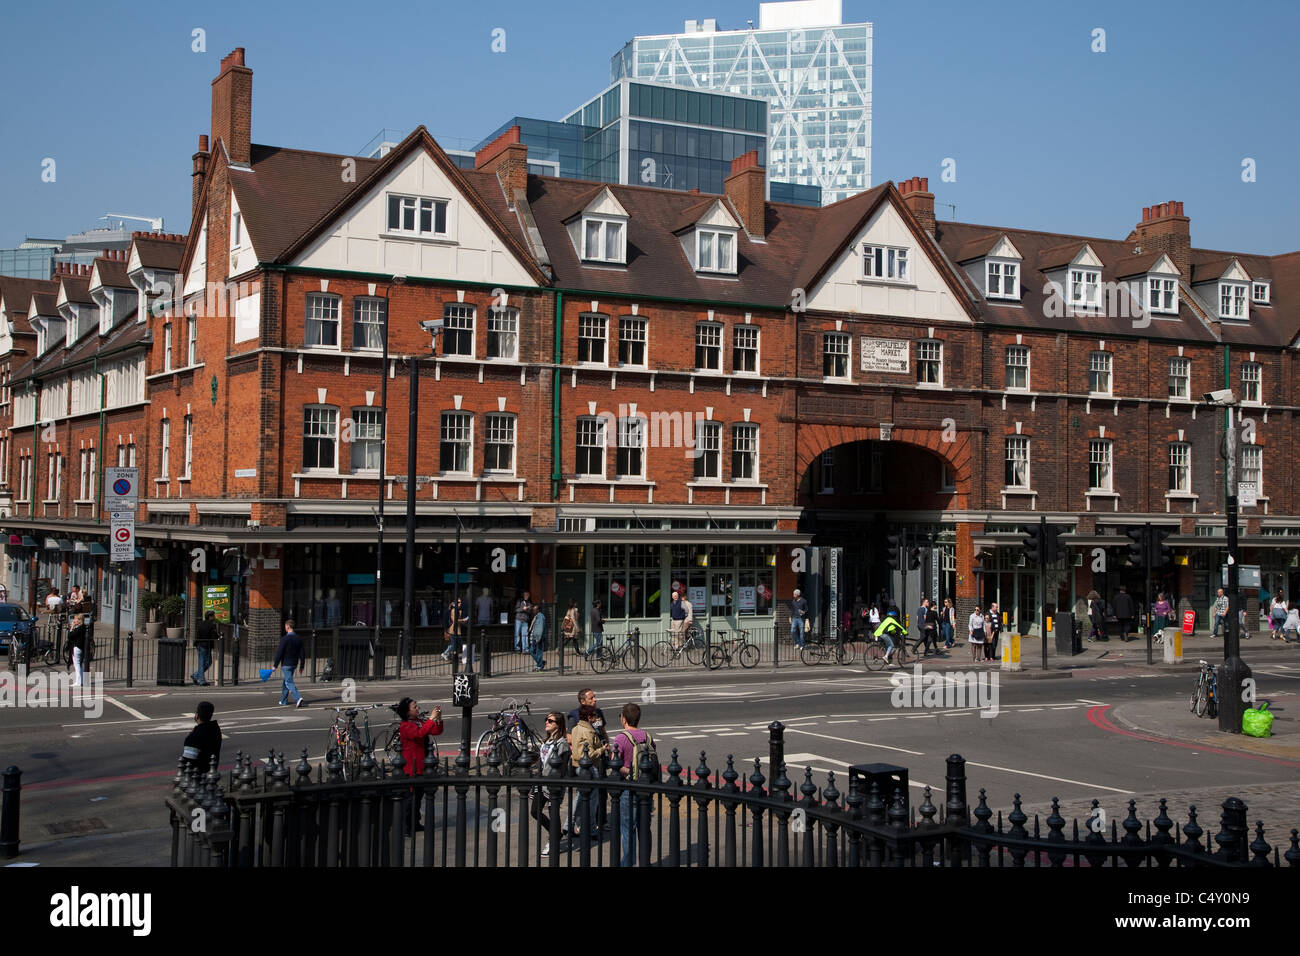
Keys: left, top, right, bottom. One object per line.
{"left": 799, "top": 632, "right": 855, "bottom": 667}
{"left": 861, "top": 628, "right": 911, "bottom": 670}
{"left": 586, "top": 630, "right": 649, "bottom": 674}
{"left": 1191, "top": 659, "right": 1218, "bottom": 718}
{"left": 325, "top": 703, "right": 384, "bottom": 780}
{"left": 475, "top": 697, "right": 540, "bottom": 767}
{"left": 649, "top": 621, "right": 707, "bottom": 667}
{"left": 708, "top": 628, "right": 761, "bottom": 669}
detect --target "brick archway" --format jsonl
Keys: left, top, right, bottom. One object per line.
{"left": 796, "top": 423, "right": 973, "bottom": 508}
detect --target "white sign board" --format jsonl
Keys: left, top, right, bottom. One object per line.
{"left": 1239, "top": 482, "right": 1258, "bottom": 507}
{"left": 109, "top": 511, "right": 135, "bottom": 562}
{"left": 739, "top": 586, "right": 757, "bottom": 612}
{"left": 103, "top": 467, "right": 139, "bottom": 511}
{"left": 688, "top": 586, "right": 707, "bottom": 611}
{"left": 860, "top": 337, "right": 910, "bottom": 374}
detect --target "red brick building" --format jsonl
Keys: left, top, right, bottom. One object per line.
{"left": 3, "top": 49, "right": 1299, "bottom": 649}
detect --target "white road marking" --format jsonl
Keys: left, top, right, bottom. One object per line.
{"left": 673, "top": 734, "right": 707, "bottom": 739}
{"left": 1076, "top": 699, "right": 1104, "bottom": 705}
{"left": 1050, "top": 706, "right": 1077, "bottom": 711}
{"left": 868, "top": 717, "right": 896, "bottom": 721}
{"left": 962, "top": 760, "right": 1131, "bottom": 794}
{"left": 1019, "top": 708, "right": 1042, "bottom": 712}
{"left": 104, "top": 697, "right": 150, "bottom": 721}
{"left": 785, "top": 727, "right": 923, "bottom": 756}
{"left": 716, "top": 732, "right": 749, "bottom": 737}
{"left": 826, "top": 719, "right": 858, "bottom": 724}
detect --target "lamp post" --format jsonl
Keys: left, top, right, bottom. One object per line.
{"left": 1205, "top": 388, "right": 1251, "bottom": 733}
{"left": 399, "top": 321, "right": 440, "bottom": 680}
{"left": 374, "top": 276, "right": 405, "bottom": 661}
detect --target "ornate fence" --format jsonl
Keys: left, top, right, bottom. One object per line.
{"left": 164, "top": 724, "right": 1300, "bottom": 868}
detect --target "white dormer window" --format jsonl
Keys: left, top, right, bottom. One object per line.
{"left": 986, "top": 260, "right": 1019, "bottom": 299}
{"left": 1147, "top": 276, "right": 1178, "bottom": 315}
{"left": 387, "top": 195, "right": 448, "bottom": 237}
{"left": 863, "top": 245, "right": 909, "bottom": 281}
{"left": 1220, "top": 282, "right": 1248, "bottom": 319}
{"left": 696, "top": 228, "right": 736, "bottom": 273}
{"left": 583, "top": 216, "right": 624, "bottom": 264}
{"left": 1252, "top": 281, "right": 1270, "bottom": 304}
{"left": 1070, "top": 268, "right": 1101, "bottom": 309}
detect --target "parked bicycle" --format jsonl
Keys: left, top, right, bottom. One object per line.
{"left": 10, "top": 632, "right": 58, "bottom": 668}
{"left": 1191, "top": 659, "right": 1218, "bottom": 718}
{"left": 649, "top": 621, "right": 707, "bottom": 667}
{"left": 587, "top": 630, "right": 649, "bottom": 673}
{"left": 475, "top": 697, "right": 540, "bottom": 767}
{"left": 799, "top": 631, "right": 855, "bottom": 667}
{"left": 708, "top": 628, "right": 761, "bottom": 669}
{"left": 325, "top": 703, "right": 385, "bottom": 780}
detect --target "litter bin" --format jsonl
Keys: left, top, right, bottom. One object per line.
{"left": 848, "top": 763, "right": 909, "bottom": 817}
{"left": 338, "top": 637, "right": 371, "bottom": 681}
{"left": 1055, "top": 613, "right": 1075, "bottom": 656}
{"left": 156, "top": 638, "right": 187, "bottom": 686}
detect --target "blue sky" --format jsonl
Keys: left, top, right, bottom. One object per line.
{"left": 1, "top": 0, "right": 1296, "bottom": 254}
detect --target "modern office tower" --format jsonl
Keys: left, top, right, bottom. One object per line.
{"left": 610, "top": 0, "right": 872, "bottom": 204}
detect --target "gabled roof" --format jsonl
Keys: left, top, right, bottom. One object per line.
{"left": 0, "top": 277, "right": 57, "bottom": 336}
{"left": 130, "top": 232, "right": 185, "bottom": 272}
{"left": 951, "top": 232, "right": 1005, "bottom": 263}
{"left": 30, "top": 292, "right": 59, "bottom": 317}
{"left": 670, "top": 197, "right": 739, "bottom": 235}
{"left": 1037, "top": 241, "right": 1094, "bottom": 271}
{"left": 1190, "top": 257, "right": 1245, "bottom": 284}
{"left": 57, "top": 275, "right": 92, "bottom": 307}
{"left": 1110, "top": 251, "right": 1171, "bottom": 279}
{"left": 12, "top": 302, "right": 145, "bottom": 384}
{"left": 790, "top": 183, "right": 890, "bottom": 293}
{"left": 90, "top": 257, "right": 131, "bottom": 292}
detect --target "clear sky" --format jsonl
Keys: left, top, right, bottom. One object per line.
{"left": 1, "top": 0, "right": 1296, "bottom": 254}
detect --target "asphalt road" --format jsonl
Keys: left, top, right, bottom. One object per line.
{"left": 4, "top": 650, "right": 1299, "bottom": 865}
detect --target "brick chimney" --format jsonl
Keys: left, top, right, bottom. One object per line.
{"left": 192, "top": 134, "right": 210, "bottom": 219}
{"left": 475, "top": 126, "right": 528, "bottom": 207}
{"left": 211, "top": 48, "right": 252, "bottom": 167}
{"left": 725, "top": 150, "right": 765, "bottom": 238}
{"left": 898, "top": 176, "right": 935, "bottom": 234}
{"left": 1133, "top": 201, "right": 1190, "bottom": 277}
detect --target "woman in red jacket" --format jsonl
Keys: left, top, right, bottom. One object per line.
{"left": 395, "top": 697, "right": 443, "bottom": 833}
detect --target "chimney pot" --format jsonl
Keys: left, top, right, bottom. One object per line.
{"left": 899, "top": 175, "right": 935, "bottom": 234}
{"left": 198, "top": 134, "right": 209, "bottom": 152}
{"left": 724, "top": 153, "right": 766, "bottom": 237}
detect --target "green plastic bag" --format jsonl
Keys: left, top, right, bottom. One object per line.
{"left": 1242, "top": 703, "right": 1274, "bottom": 738}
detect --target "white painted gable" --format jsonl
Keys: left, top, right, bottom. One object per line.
{"left": 988, "top": 236, "right": 1022, "bottom": 261}
{"left": 1222, "top": 259, "right": 1250, "bottom": 282}
{"left": 584, "top": 187, "right": 629, "bottom": 220}
{"left": 182, "top": 214, "right": 208, "bottom": 298}
{"left": 804, "top": 200, "right": 969, "bottom": 323}
{"left": 1070, "top": 244, "right": 1103, "bottom": 269}
{"left": 293, "top": 148, "right": 537, "bottom": 287}
{"left": 227, "top": 190, "right": 261, "bottom": 277}
{"left": 1148, "top": 253, "right": 1178, "bottom": 276}
{"left": 695, "top": 199, "right": 739, "bottom": 231}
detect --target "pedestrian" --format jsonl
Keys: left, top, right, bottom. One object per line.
{"left": 561, "top": 598, "right": 582, "bottom": 654}
{"left": 274, "top": 619, "right": 306, "bottom": 708}
{"left": 1087, "top": 590, "right": 1108, "bottom": 643}
{"left": 1211, "top": 588, "right": 1228, "bottom": 638}
{"left": 394, "top": 696, "right": 443, "bottom": 833}
{"left": 869, "top": 603, "right": 881, "bottom": 630}
{"left": 181, "top": 701, "right": 221, "bottom": 777}
{"left": 988, "top": 603, "right": 1004, "bottom": 661}
{"left": 1112, "top": 585, "right": 1136, "bottom": 643}
{"left": 528, "top": 603, "right": 548, "bottom": 671}
{"left": 442, "top": 597, "right": 467, "bottom": 663}
{"left": 919, "top": 598, "right": 940, "bottom": 656}
{"left": 67, "top": 613, "right": 88, "bottom": 687}
{"left": 568, "top": 699, "right": 608, "bottom": 839}
{"left": 192, "top": 610, "right": 217, "bottom": 686}
{"left": 968, "top": 606, "right": 986, "bottom": 662}
{"left": 669, "top": 590, "right": 692, "bottom": 649}
{"left": 566, "top": 688, "right": 609, "bottom": 837}
{"left": 588, "top": 599, "right": 604, "bottom": 655}
{"left": 1152, "top": 592, "right": 1172, "bottom": 643}
{"left": 790, "top": 589, "right": 809, "bottom": 649}
{"left": 1269, "top": 594, "right": 1288, "bottom": 640}
{"left": 941, "top": 597, "right": 955, "bottom": 649}
{"left": 44, "top": 586, "right": 63, "bottom": 614}
{"left": 514, "top": 590, "right": 535, "bottom": 653}
{"left": 533, "top": 711, "right": 572, "bottom": 856}
{"left": 1284, "top": 603, "right": 1300, "bottom": 644}
{"left": 609, "top": 701, "right": 657, "bottom": 866}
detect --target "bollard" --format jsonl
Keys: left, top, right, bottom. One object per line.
{"left": 126, "top": 629, "right": 134, "bottom": 687}
{"left": 310, "top": 629, "right": 318, "bottom": 683}
{"left": 768, "top": 721, "right": 785, "bottom": 783}
{"left": 1001, "top": 633, "right": 1021, "bottom": 672}
{"left": 0, "top": 766, "right": 20, "bottom": 858}
{"left": 1162, "top": 627, "right": 1183, "bottom": 664}
{"left": 481, "top": 629, "right": 492, "bottom": 678}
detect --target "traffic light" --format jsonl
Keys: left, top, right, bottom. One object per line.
{"left": 1044, "top": 524, "right": 1066, "bottom": 564}
{"left": 1125, "top": 526, "right": 1147, "bottom": 565}
{"left": 907, "top": 547, "right": 922, "bottom": 570}
{"left": 886, "top": 533, "right": 902, "bottom": 571}
{"left": 1022, "top": 524, "right": 1043, "bottom": 564}
{"left": 1153, "top": 526, "right": 1174, "bottom": 565}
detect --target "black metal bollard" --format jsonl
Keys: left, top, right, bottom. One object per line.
{"left": 557, "top": 611, "right": 565, "bottom": 676}
{"left": 126, "top": 629, "right": 134, "bottom": 688}
{"left": 230, "top": 630, "right": 240, "bottom": 686}
{"left": 481, "top": 629, "right": 492, "bottom": 678}
{"left": 1, "top": 766, "right": 21, "bottom": 858}
{"left": 768, "top": 721, "right": 785, "bottom": 782}
{"left": 310, "top": 629, "right": 318, "bottom": 683}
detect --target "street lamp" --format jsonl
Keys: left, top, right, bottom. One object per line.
{"left": 1204, "top": 388, "right": 1251, "bottom": 733}
{"left": 375, "top": 275, "right": 406, "bottom": 661}
{"left": 398, "top": 318, "right": 441, "bottom": 680}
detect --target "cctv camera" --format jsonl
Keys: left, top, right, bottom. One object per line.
{"left": 1203, "top": 388, "right": 1236, "bottom": 404}
{"left": 420, "top": 319, "right": 445, "bottom": 333}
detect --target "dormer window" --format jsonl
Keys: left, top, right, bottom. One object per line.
{"left": 1220, "top": 282, "right": 1248, "bottom": 319}
{"left": 387, "top": 195, "right": 448, "bottom": 237}
{"left": 696, "top": 228, "right": 736, "bottom": 274}
{"left": 582, "top": 216, "right": 624, "bottom": 264}
{"left": 986, "top": 260, "right": 1019, "bottom": 299}
{"left": 1070, "top": 268, "right": 1101, "bottom": 309}
{"left": 863, "top": 245, "right": 909, "bottom": 281}
{"left": 1147, "top": 276, "right": 1178, "bottom": 315}
{"left": 1252, "top": 281, "right": 1270, "bottom": 304}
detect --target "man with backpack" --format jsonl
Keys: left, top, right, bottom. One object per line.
{"left": 610, "top": 702, "right": 657, "bottom": 867}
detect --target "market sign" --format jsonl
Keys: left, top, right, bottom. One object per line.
{"left": 860, "top": 337, "right": 909, "bottom": 374}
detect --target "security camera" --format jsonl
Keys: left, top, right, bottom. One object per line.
{"left": 1203, "top": 388, "right": 1237, "bottom": 405}
{"left": 420, "top": 318, "right": 445, "bottom": 334}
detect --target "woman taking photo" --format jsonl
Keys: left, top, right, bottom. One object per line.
{"left": 395, "top": 697, "right": 443, "bottom": 833}
{"left": 968, "top": 606, "right": 986, "bottom": 662}
{"left": 532, "top": 711, "right": 571, "bottom": 855}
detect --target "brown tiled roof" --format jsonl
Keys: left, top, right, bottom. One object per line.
{"left": 1110, "top": 252, "right": 1166, "bottom": 278}
{"left": 1190, "top": 257, "right": 1241, "bottom": 284}
{"left": 791, "top": 184, "right": 890, "bottom": 293}
{"left": 15, "top": 305, "right": 145, "bottom": 383}
{"left": 30, "top": 292, "right": 58, "bottom": 317}
{"left": 670, "top": 197, "right": 729, "bottom": 234}
{"left": 951, "top": 232, "right": 1004, "bottom": 263}
{"left": 130, "top": 233, "right": 185, "bottom": 272}
{"left": 91, "top": 257, "right": 131, "bottom": 290}
{"left": 1036, "top": 240, "right": 1091, "bottom": 271}
{"left": 58, "top": 275, "right": 92, "bottom": 306}
{"left": 0, "top": 277, "right": 57, "bottom": 335}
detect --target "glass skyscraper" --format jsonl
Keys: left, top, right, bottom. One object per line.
{"left": 610, "top": 0, "right": 872, "bottom": 205}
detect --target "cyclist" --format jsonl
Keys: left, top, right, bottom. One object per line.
{"left": 873, "top": 608, "right": 907, "bottom": 665}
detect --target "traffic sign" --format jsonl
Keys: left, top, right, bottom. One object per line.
{"left": 104, "top": 467, "right": 139, "bottom": 511}
{"left": 110, "top": 511, "right": 135, "bottom": 562}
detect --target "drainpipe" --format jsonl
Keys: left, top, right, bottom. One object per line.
{"left": 95, "top": 357, "right": 104, "bottom": 525}
{"left": 552, "top": 291, "right": 563, "bottom": 501}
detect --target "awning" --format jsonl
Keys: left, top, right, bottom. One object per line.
{"left": 135, "top": 547, "right": 145, "bottom": 559}
{"left": 89, "top": 543, "right": 108, "bottom": 555}
{"left": 8, "top": 535, "right": 21, "bottom": 546}
{"left": 57, "top": 539, "right": 74, "bottom": 551}
{"left": 21, "top": 536, "right": 37, "bottom": 547}
{"left": 44, "top": 537, "right": 60, "bottom": 550}
{"left": 144, "top": 548, "right": 166, "bottom": 561}
{"left": 73, "top": 541, "right": 90, "bottom": 553}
